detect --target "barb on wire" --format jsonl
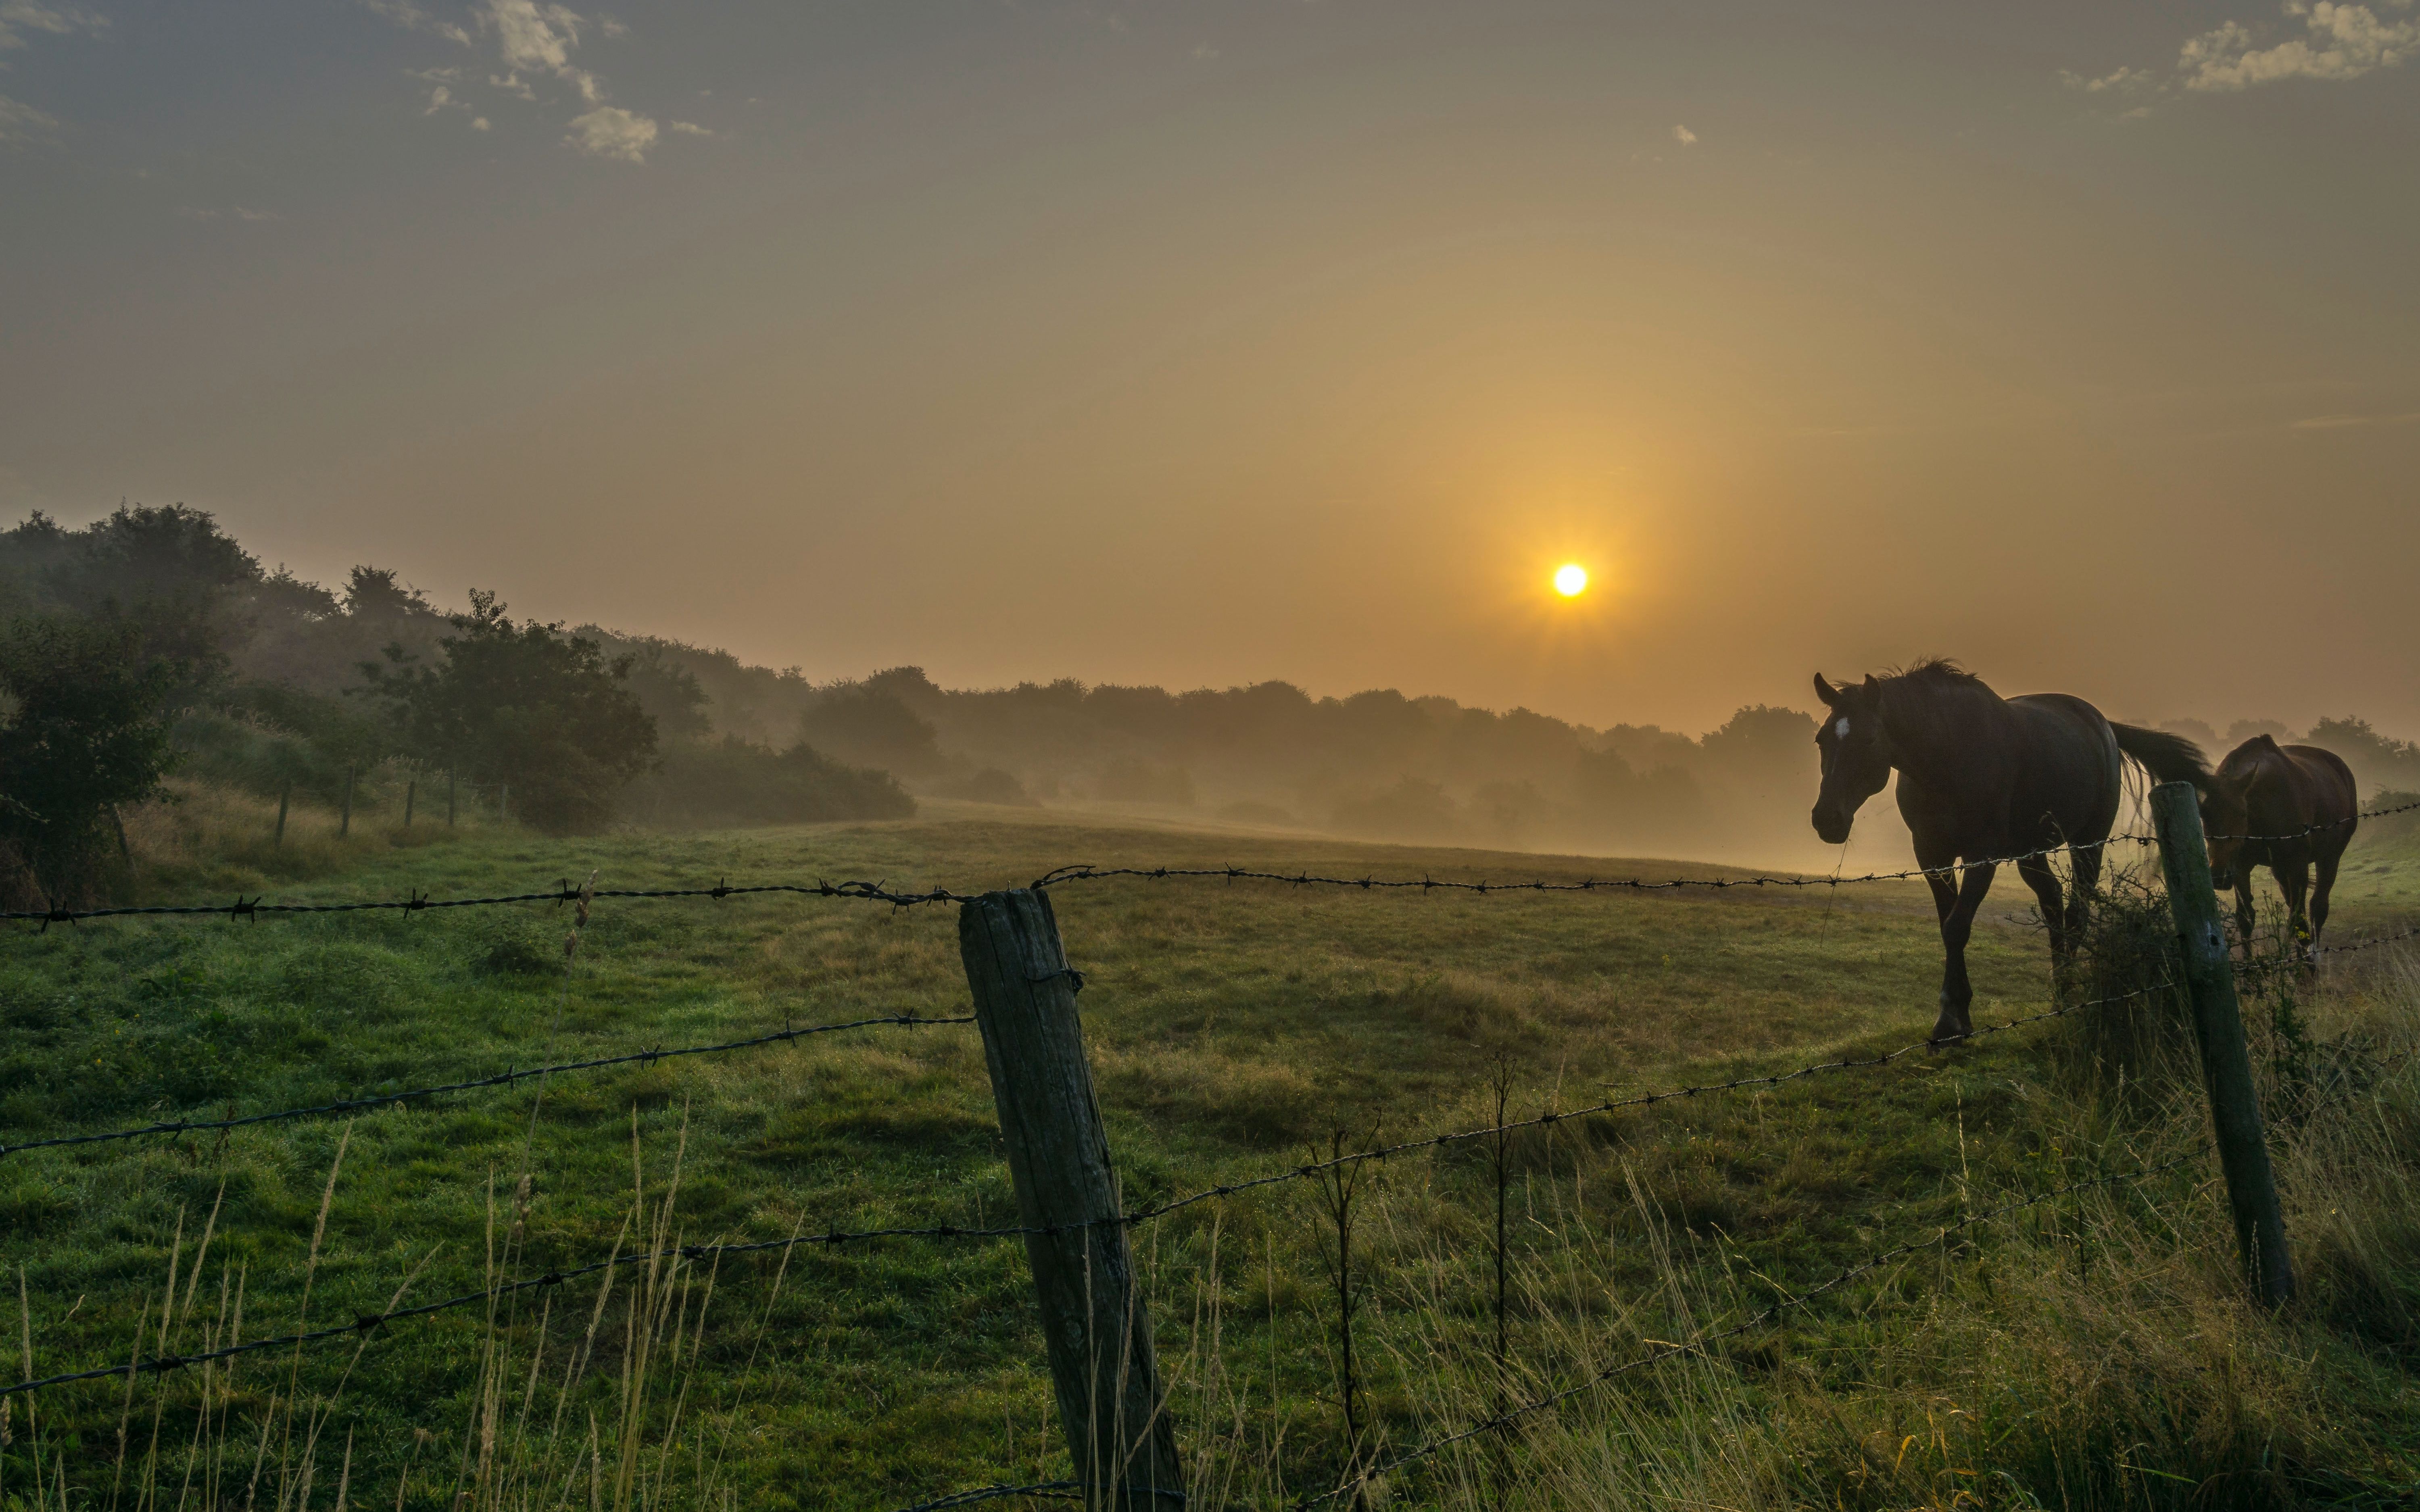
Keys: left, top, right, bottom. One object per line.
{"left": 1, "top": 1217, "right": 1035, "bottom": 1400}
{"left": 1031, "top": 829, "right": 2161, "bottom": 902}
{"left": 0, "top": 1012, "right": 975, "bottom": 1160}
{"left": 6, "top": 876, "right": 968, "bottom": 928}
{"left": 1300, "top": 1147, "right": 2211, "bottom": 1507}
{"left": 1113, "top": 980, "right": 2175, "bottom": 1231}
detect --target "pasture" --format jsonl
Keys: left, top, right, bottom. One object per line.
{"left": 2, "top": 798, "right": 2415, "bottom": 1508}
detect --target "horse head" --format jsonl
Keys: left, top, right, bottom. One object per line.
{"left": 1811, "top": 673, "right": 1895, "bottom": 844}
{"left": 2200, "top": 734, "right": 2279, "bottom": 889}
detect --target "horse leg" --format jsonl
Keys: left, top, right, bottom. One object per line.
{"left": 2234, "top": 875, "right": 2258, "bottom": 960}
{"left": 2016, "top": 854, "right": 2067, "bottom": 962}
{"left": 2067, "top": 843, "right": 2104, "bottom": 956}
{"left": 1932, "top": 861, "right": 1997, "bottom": 1044}
{"left": 2277, "top": 859, "right": 2313, "bottom": 965}
{"left": 2311, "top": 852, "right": 2340, "bottom": 952}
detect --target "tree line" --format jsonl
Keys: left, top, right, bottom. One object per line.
{"left": 0, "top": 506, "right": 910, "bottom": 903}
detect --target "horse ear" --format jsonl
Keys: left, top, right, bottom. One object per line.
{"left": 1861, "top": 674, "right": 1881, "bottom": 694}
{"left": 1813, "top": 673, "right": 1840, "bottom": 707}
{"left": 2255, "top": 733, "right": 2281, "bottom": 751}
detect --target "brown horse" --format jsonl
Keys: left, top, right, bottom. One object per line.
{"left": 2200, "top": 735, "right": 2359, "bottom": 958}
{"left": 1811, "top": 661, "right": 2209, "bottom": 1043}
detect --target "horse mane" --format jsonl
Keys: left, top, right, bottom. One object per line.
{"left": 1888, "top": 657, "right": 1987, "bottom": 689}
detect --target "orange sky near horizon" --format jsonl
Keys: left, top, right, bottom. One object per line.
{"left": 3, "top": 1, "right": 2415, "bottom": 737}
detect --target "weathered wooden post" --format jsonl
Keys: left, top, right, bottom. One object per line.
{"left": 404, "top": 779, "right": 415, "bottom": 828}
{"left": 339, "top": 764, "right": 355, "bottom": 837}
{"left": 959, "top": 889, "right": 1181, "bottom": 1510}
{"left": 275, "top": 783, "right": 290, "bottom": 846}
{"left": 2150, "top": 781, "right": 2295, "bottom": 1307}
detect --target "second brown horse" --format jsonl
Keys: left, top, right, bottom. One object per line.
{"left": 2200, "top": 735, "right": 2360, "bottom": 958}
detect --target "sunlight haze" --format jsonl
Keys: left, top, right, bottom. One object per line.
{"left": 4, "top": 0, "right": 2416, "bottom": 735}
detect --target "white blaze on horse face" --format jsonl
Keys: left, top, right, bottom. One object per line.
{"left": 1835, "top": 717, "right": 1850, "bottom": 738}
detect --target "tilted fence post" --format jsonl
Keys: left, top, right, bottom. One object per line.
{"left": 2149, "top": 780, "right": 2296, "bottom": 1307}
{"left": 959, "top": 889, "right": 1182, "bottom": 1510}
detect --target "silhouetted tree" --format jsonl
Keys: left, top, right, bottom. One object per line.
{"left": 0, "top": 612, "right": 183, "bottom": 902}
{"left": 361, "top": 590, "right": 657, "bottom": 834}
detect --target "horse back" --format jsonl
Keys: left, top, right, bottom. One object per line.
{"left": 2003, "top": 693, "right": 2123, "bottom": 845}
{"left": 2264, "top": 745, "right": 2361, "bottom": 859}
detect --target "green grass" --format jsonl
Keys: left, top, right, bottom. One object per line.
{"left": 2, "top": 791, "right": 2416, "bottom": 1508}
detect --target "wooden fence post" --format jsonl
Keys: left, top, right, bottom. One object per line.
{"left": 275, "top": 783, "right": 290, "bottom": 846}
{"left": 447, "top": 768, "right": 457, "bottom": 827}
{"left": 339, "top": 764, "right": 355, "bottom": 838}
{"left": 404, "top": 779, "right": 415, "bottom": 828}
{"left": 959, "top": 889, "right": 1182, "bottom": 1510}
{"left": 2149, "top": 781, "right": 2296, "bottom": 1307}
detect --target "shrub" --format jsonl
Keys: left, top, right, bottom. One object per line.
{"left": 625, "top": 736, "right": 914, "bottom": 828}
{"left": 0, "top": 611, "right": 184, "bottom": 903}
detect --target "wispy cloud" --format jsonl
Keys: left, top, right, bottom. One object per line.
{"left": 0, "top": 88, "right": 58, "bottom": 144}
{"left": 565, "top": 103, "right": 652, "bottom": 162}
{"left": 0, "top": 0, "right": 107, "bottom": 55}
{"left": 2291, "top": 409, "right": 2420, "bottom": 430}
{"left": 2066, "top": 0, "right": 2420, "bottom": 108}
{"left": 1670, "top": 123, "right": 1697, "bottom": 145}
{"left": 370, "top": 0, "right": 688, "bottom": 162}
{"left": 177, "top": 205, "right": 282, "bottom": 222}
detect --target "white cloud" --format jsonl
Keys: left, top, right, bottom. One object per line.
{"left": 486, "top": 0, "right": 600, "bottom": 101}
{"left": 425, "top": 83, "right": 452, "bottom": 112}
{"left": 565, "top": 103, "right": 654, "bottom": 162}
{"left": 471, "top": 115, "right": 489, "bottom": 130}
{"left": 598, "top": 14, "right": 624, "bottom": 37}
{"left": 667, "top": 119, "right": 709, "bottom": 136}
{"left": 1670, "top": 123, "right": 1697, "bottom": 145}
{"left": 2180, "top": 1, "right": 2420, "bottom": 90}
{"left": 0, "top": 0, "right": 107, "bottom": 53}
{"left": 0, "top": 88, "right": 58, "bottom": 144}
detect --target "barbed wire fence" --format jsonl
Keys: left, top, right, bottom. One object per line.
{"left": 1, "top": 793, "right": 2414, "bottom": 1507}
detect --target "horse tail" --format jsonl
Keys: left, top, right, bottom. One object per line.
{"left": 2110, "top": 722, "right": 2211, "bottom": 791}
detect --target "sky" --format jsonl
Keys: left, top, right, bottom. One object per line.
{"left": 2, "top": 0, "right": 2416, "bottom": 737}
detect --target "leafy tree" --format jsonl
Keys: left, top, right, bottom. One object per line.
{"left": 361, "top": 590, "right": 657, "bottom": 834}
{"left": 0, "top": 612, "right": 184, "bottom": 902}
{"left": 799, "top": 683, "right": 941, "bottom": 773}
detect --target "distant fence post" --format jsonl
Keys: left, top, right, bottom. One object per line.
{"left": 446, "top": 768, "right": 457, "bottom": 827}
{"left": 2149, "top": 781, "right": 2296, "bottom": 1308}
{"left": 404, "top": 779, "right": 415, "bottom": 828}
{"left": 275, "top": 783, "right": 290, "bottom": 847}
{"left": 959, "top": 889, "right": 1182, "bottom": 1511}
{"left": 339, "top": 764, "right": 355, "bottom": 838}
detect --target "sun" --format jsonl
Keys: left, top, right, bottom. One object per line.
{"left": 1552, "top": 562, "right": 1589, "bottom": 598}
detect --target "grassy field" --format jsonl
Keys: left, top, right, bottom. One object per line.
{"left": 2, "top": 788, "right": 2416, "bottom": 1509}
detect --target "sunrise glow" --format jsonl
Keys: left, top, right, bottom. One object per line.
{"left": 1554, "top": 563, "right": 1589, "bottom": 598}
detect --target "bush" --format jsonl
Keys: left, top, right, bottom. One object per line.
{"left": 625, "top": 737, "right": 914, "bottom": 828}
{"left": 0, "top": 611, "right": 184, "bottom": 903}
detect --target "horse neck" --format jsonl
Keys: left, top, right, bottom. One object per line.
{"left": 1881, "top": 678, "right": 2012, "bottom": 785}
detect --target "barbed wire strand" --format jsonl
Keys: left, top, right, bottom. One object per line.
{"left": 17, "top": 800, "right": 2411, "bottom": 929}
{"left": 0, "top": 1011, "right": 975, "bottom": 1160}
{"left": 3, "top": 876, "right": 967, "bottom": 928}
{"left": 1301, "top": 1146, "right": 2213, "bottom": 1507}
{"left": 0, "top": 1218, "right": 1044, "bottom": 1400}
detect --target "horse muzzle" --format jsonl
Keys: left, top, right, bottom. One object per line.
{"left": 1811, "top": 804, "right": 1853, "bottom": 846}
